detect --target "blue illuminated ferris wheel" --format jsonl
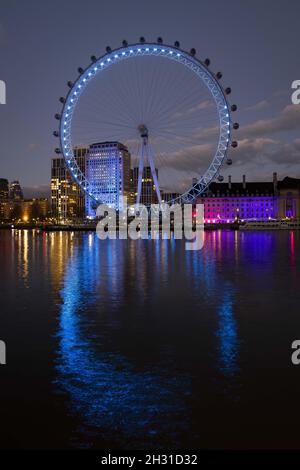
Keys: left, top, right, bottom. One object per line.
{"left": 54, "top": 37, "right": 238, "bottom": 205}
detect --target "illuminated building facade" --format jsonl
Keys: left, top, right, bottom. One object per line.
{"left": 0, "top": 178, "right": 9, "bottom": 220}
{"left": 0, "top": 178, "right": 9, "bottom": 200}
{"left": 1, "top": 198, "right": 49, "bottom": 222}
{"left": 277, "top": 177, "right": 300, "bottom": 219}
{"left": 85, "top": 142, "right": 131, "bottom": 216}
{"left": 131, "top": 166, "right": 158, "bottom": 207}
{"left": 51, "top": 147, "right": 87, "bottom": 222}
{"left": 197, "top": 174, "right": 300, "bottom": 223}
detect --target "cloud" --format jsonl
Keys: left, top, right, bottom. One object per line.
{"left": 172, "top": 100, "right": 214, "bottom": 118}
{"left": 246, "top": 100, "right": 269, "bottom": 111}
{"left": 189, "top": 104, "right": 300, "bottom": 144}
{"left": 157, "top": 143, "right": 213, "bottom": 172}
{"left": 241, "top": 104, "right": 300, "bottom": 138}
{"left": 231, "top": 137, "right": 300, "bottom": 167}
{"left": 28, "top": 143, "right": 42, "bottom": 151}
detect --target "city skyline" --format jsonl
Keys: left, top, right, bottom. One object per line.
{"left": 1, "top": 0, "right": 300, "bottom": 198}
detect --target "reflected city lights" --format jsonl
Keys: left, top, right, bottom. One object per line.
{"left": 55, "top": 237, "right": 190, "bottom": 448}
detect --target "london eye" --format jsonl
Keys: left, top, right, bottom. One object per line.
{"left": 54, "top": 37, "right": 238, "bottom": 206}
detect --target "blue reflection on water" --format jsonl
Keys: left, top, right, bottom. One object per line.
{"left": 216, "top": 287, "right": 240, "bottom": 378}
{"left": 55, "top": 237, "right": 190, "bottom": 448}
{"left": 186, "top": 233, "right": 241, "bottom": 382}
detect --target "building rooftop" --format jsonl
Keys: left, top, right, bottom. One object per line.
{"left": 278, "top": 176, "right": 300, "bottom": 190}
{"left": 90, "top": 141, "right": 129, "bottom": 151}
{"left": 202, "top": 181, "right": 275, "bottom": 197}
{"left": 197, "top": 174, "right": 300, "bottom": 197}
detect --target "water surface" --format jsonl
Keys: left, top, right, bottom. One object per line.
{"left": 0, "top": 229, "right": 299, "bottom": 449}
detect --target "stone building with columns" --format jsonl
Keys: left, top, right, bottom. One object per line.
{"left": 196, "top": 173, "right": 300, "bottom": 223}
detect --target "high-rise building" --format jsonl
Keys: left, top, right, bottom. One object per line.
{"left": 0, "top": 178, "right": 9, "bottom": 200}
{"left": 51, "top": 147, "right": 87, "bottom": 222}
{"left": 9, "top": 180, "right": 23, "bottom": 200}
{"left": 85, "top": 142, "right": 131, "bottom": 217}
{"left": 131, "top": 166, "right": 158, "bottom": 207}
{"left": 0, "top": 179, "right": 9, "bottom": 220}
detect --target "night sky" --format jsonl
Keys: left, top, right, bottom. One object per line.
{"left": 0, "top": 0, "right": 299, "bottom": 197}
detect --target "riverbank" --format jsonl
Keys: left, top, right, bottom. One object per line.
{"left": 0, "top": 222, "right": 240, "bottom": 231}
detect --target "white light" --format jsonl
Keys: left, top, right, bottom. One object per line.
{"left": 114, "top": 54, "right": 118, "bottom": 58}
{"left": 107, "top": 58, "right": 111, "bottom": 62}
{"left": 101, "top": 62, "right": 104, "bottom": 66}
{"left": 154, "top": 48, "right": 157, "bottom": 51}
{"left": 130, "top": 49, "right": 133, "bottom": 53}
{"left": 83, "top": 78, "right": 86, "bottom": 82}
{"left": 138, "top": 48, "right": 141, "bottom": 52}
{"left": 88, "top": 72, "right": 91, "bottom": 76}
{"left": 169, "top": 51, "right": 173, "bottom": 54}
{"left": 67, "top": 106, "right": 71, "bottom": 110}
{"left": 161, "top": 49, "right": 165, "bottom": 52}
{"left": 177, "top": 53, "right": 180, "bottom": 56}
{"left": 94, "top": 67, "right": 97, "bottom": 71}
{"left": 122, "top": 52, "right": 125, "bottom": 55}
{"left": 65, "top": 114, "right": 69, "bottom": 117}
{"left": 78, "top": 85, "right": 81, "bottom": 89}
{"left": 74, "top": 91, "right": 77, "bottom": 95}
{"left": 146, "top": 48, "right": 149, "bottom": 51}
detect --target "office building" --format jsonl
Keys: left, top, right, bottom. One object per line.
{"left": 51, "top": 147, "right": 87, "bottom": 222}
{"left": 85, "top": 141, "right": 131, "bottom": 217}
{"left": 131, "top": 166, "right": 159, "bottom": 207}
{"left": 9, "top": 180, "right": 23, "bottom": 200}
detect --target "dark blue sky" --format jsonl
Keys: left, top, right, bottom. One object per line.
{"left": 0, "top": 0, "right": 299, "bottom": 196}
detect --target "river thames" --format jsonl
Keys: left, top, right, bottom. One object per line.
{"left": 0, "top": 229, "right": 300, "bottom": 449}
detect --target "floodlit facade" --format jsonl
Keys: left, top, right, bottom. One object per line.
{"left": 1, "top": 198, "right": 49, "bottom": 222}
{"left": 85, "top": 142, "right": 131, "bottom": 217}
{"left": 197, "top": 174, "right": 300, "bottom": 222}
{"left": 51, "top": 147, "right": 87, "bottom": 222}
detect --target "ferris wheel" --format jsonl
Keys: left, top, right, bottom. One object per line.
{"left": 54, "top": 37, "right": 238, "bottom": 205}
